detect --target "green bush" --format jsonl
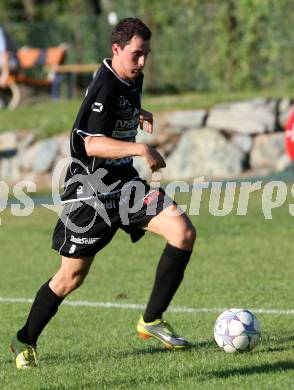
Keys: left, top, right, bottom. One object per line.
{"left": 1, "top": 0, "right": 294, "bottom": 93}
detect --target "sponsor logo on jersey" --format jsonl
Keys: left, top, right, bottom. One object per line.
{"left": 112, "top": 129, "right": 138, "bottom": 139}
{"left": 115, "top": 108, "right": 140, "bottom": 130}
{"left": 118, "top": 96, "right": 131, "bottom": 108}
{"left": 104, "top": 156, "right": 132, "bottom": 167}
{"left": 70, "top": 235, "right": 101, "bottom": 245}
{"left": 91, "top": 102, "right": 103, "bottom": 112}
{"left": 94, "top": 199, "right": 118, "bottom": 210}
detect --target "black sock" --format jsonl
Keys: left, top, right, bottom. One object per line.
{"left": 143, "top": 243, "right": 192, "bottom": 323}
{"left": 17, "top": 280, "right": 64, "bottom": 346}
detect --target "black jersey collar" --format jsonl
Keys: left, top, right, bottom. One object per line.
{"left": 103, "top": 58, "right": 133, "bottom": 87}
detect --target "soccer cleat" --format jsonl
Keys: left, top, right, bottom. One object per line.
{"left": 137, "top": 316, "right": 191, "bottom": 350}
{"left": 10, "top": 335, "right": 37, "bottom": 369}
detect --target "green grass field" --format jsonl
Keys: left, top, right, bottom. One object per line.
{"left": 1, "top": 189, "right": 294, "bottom": 389}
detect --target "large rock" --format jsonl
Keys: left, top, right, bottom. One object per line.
{"left": 250, "top": 133, "right": 286, "bottom": 170}
{"left": 18, "top": 131, "right": 35, "bottom": 151}
{"left": 276, "top": 154, "right": 291, "bottom": 171}
{"left": 231, "top": 134, "right": 253, "bottom": 153}
{"left": 166, "top": 110, "right": 207, "bottom": 130}
{"left": 18, "top": 143, "right": 39, "bottom": 172}
{"left": 0, "top": 131, "right": 17, "bottom": 151}
{"left": 206, "top": 98, "right": 277, "bottom": 134}
{"left": 32, "top": 138, "right": 59, "bottom": 173}
{"left": 0, "top": 156, "right": 21, "bottom": 181}
{"left": 54, "top": 134, "right": 71, "bottom": 158}
{"left": 278, "top": 99, "right": 293, "bottom": 129}
{"left": 162, "top": 128, "right": 244, "bottom": 180}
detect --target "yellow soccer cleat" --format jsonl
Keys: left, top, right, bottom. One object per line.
{"left": 10, "top": 335, "right": 37, "bottom": 369}
{"left": 137, "top": 316, "right": 191, "bottom": 350}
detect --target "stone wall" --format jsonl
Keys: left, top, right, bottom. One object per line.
{"left": 135, "top": 98, "right": 293, "bottom": 180}
{"left": 0, "top": 97, "right": 293, "bottom": 187}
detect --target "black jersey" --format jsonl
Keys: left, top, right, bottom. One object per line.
{"left": 61, "top": 58, "right": 144, "bottom": 203}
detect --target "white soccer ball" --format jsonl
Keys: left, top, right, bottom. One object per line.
{"left": 214, "top": 308, "right": 261, "bottom": 353}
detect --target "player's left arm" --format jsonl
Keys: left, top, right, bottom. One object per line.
{"left": 139, "top": 108, "right": 153, "bottom": 134}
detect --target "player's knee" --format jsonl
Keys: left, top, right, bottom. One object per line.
{"left": 182, "top": 225, "right": 196, "bottom": 247}
{"left": 164, "top": 220, "right": 196, "bottom": 250}
{"left": 173, "top": 224, "right": 196, "bottom": 250}
{"left": 68, "top": 274, "right": 85, "bottom": 291}
{"left": 51, "top": 273, "right": 86, "bottom": 296}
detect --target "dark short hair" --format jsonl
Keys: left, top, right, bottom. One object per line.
{"left": 111, "top": 18, "right": 151, "bottom": 48}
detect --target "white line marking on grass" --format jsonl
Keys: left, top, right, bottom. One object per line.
{"left": 1, "top": 297, "right": 294, "bottom": 315}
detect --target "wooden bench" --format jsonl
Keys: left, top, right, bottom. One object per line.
{"left": 1, "top": 44, "right": 67, "bottom": 109}
{"left": 44, "top": 63, "right": 100, "bottom": 99}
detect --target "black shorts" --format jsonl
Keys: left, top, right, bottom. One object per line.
{"left": 52, "top": 180, "right": 174, "bottom": 258}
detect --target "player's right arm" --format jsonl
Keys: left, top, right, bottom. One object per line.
{"left": 84, "top": 136, "right": 166, "bottom": 172}
{"left": 81, "top": 80, "right": 165, "bottom": 172}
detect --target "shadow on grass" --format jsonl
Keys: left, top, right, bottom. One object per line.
{"left": 210, "top": 360, "right": 294, "bottom": 379}
{"left": 257, "top": 332, "right": 294, "bottom": 353}
{"left": 16, "top": 348, "right": 294, "bottom": 388}
{"left": 258, "top": 344, "right": 294, "bottom": 353}
{"left": 43, "top": 339, "right": 213, "bottom": 364}
{"left": 274, "top": 333, "right": 294, "bottom": 345}
{"left": 43, "top": 348, "right": 169, "bottom": 365}
{"left": 115, "top": 340, "right": 212, "bottom": 358}
{"left": 43, "top": 342, "right": 206, "bottom": 364}
{"left": 38, "top": 360, "right": 294, "bottom": 389}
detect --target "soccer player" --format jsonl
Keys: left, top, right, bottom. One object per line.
{"left": 11, "top": 17, "right": 196, "bottom": 368}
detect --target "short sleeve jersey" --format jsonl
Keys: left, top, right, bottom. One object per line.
{"left": 61, "top": 58, "right": 143, "bottom": 203}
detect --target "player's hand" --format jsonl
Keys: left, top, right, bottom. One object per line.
{"left": 141, "top": 144, "right": 166, "bottom": 172}
{"left": 139, "top": 108, "right": 153, "bottom": 134}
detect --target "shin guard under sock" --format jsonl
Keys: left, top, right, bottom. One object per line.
{"left": 143, "top": 243, "right": 192, "bottom": 323}
{"left": 17, "top": 280, "right": 64, "bottom": 346}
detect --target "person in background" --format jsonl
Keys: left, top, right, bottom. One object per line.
{"left": 0, "top": 27, "right": 19, "bottom": 87}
